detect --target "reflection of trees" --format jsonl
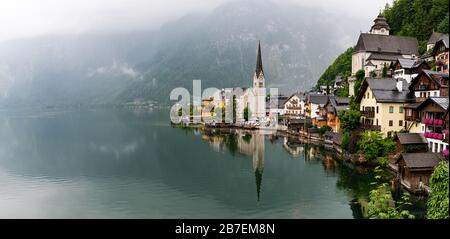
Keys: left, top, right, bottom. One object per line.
{"left": 224, "top": 133, "right": 239, "bottom": 156}
{"left": 255, "top": 168, "right": 263, "bottom": 202}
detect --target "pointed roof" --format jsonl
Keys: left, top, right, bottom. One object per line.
{"left": 370, "top": 12, "right": 390, "bottom": 32}
{"left": 255, "top": 41, "right": 264, "bottom": 78}
{"left": 427, "top": 32, "right": 445, "bottom": 44}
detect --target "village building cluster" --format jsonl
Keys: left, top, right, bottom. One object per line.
{"left": 191, "top": 13, "right": 448, "bottom": 195}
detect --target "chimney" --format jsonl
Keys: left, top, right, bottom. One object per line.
{"left": 396, "top": 79, "right": 403, "bottom": 92}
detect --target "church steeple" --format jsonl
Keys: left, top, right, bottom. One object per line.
{"left": 370, "top": 12, "right": 390, "bottom": 35}
{"left": 255, "top": 41, "right": 264, "bottom": 78}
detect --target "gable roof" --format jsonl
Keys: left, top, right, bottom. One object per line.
{"left": 408, "top": 70, "right": 449, "bottom": 91}
{"left": 308, "top": 94, "right": 328, "bottom": 105}
{"left": 427, "top": 32, "right": 446, "bottom": 44}
{"left": 400, "top": 153, "right": 443, "bottom": 170}
{"left": 356, "top": 78, "right": 412, "bottom": 103}
{"left": 355, "top": 33, "right": 419, "bottom": 55}
{"left": 432, "top": 35, "right": 449, "bottom": 56}
{"left": 396, "top": 133, "right": 428, "bottom": 145}
{"left": 416, "top": 97, "right": 449, "bottom": 112}
{"left": 395, "top": 58, "right": 428, "bottom": 69}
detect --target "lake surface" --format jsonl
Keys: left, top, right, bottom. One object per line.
{"left": 0, "top": 109, "right": 426, "bottom": 218}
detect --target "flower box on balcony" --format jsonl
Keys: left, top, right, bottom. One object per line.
{"left": 437, "top": 134, "right": 443, "bottom": 140}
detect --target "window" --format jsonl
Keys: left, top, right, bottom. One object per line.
{"left": 389, "top": 120, "right": 393, "bottom": 127}
{"left": 376, "top": 119, "right": 378, "bottom": 126}
{"left": 399, "top": 106, "right": 404, "bottom": 113}
{"left": 389, "top": 106, "right": 394, "bottom": 113}
{"left": 434, "top": 92, "right": 437, "bottom": 96}
{"left": 376, "top": 106, "right": 379, "bottom": 113}
{"left": 399, "top": 120, "right": 403, "bottom": 126}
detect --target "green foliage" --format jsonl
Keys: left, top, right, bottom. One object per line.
{"left": 370, "top": 70, "right": 377, "bottom": 78}
{"left": 427, "top": 161, "right": 449, "bottom": 219}
{"left": 318, "top": 125, "right": 332, "bottom": 136}
{"left": 367, "top": 183, "right": 415, "bottom": 219}
{"left": 244, "top": 106, "right": 250, "bottom": 121}
{"left": 316, "top": 47, "right": 354, "bottom": 88}
{"left": 342, "top": 132, "right": 350, "bottom": 151}
{"left": 338, "top": 109, "right": 361, "bottom": 131}
{"left": 242, "top": 133, "right": 252, "bottom": 143}
{"left": 382, "top": 63, "right": 388, "bottom": 78}
{"left": 384, "top": 0, "right": 449, "bottom": 54}
{"left": 354, "top": 69, "right": 365, "bottom": 95}
{"left": 357, "top": 131, "right": 395, "bottom": 162}
{"left": 335, "top": 84, "right": 349, "bottom": 97}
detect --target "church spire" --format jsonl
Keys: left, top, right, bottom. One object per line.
{"left": 255, "top": 41, "right": 264, "bottom": 78}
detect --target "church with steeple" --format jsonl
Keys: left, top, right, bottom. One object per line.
{"left": 350, "top": 12, "right": 419, "bottom": 81}
{"left": 237, "top": 41, "right": 267, "bottom": 120}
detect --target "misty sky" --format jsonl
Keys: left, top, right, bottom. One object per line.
{"left": 0, "top": 0, "right": 392, "bottom": 43}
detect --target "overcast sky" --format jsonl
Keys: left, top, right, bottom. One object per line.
{"left": 0, "top": 0, "right": 392, "bottom": 43}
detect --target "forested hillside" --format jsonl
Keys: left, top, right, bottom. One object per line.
{"left": 315, "top": 0, "right": 449, "bottom": 89}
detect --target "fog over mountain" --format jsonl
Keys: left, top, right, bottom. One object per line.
{"left": 0, "top": 0, "right": 368, "bottom": 107}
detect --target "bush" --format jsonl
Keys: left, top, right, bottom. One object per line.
{"left": 338, "top": 109, "right": 361, "bottom": 131}
{"left": 357, "top": 131, "right": 395, "bottom": 162}
{"left": 427, "top": 162, "right": 449, "bottom": 219}
{"left": 342, "top": 132, "right": 350, "bottom": 151}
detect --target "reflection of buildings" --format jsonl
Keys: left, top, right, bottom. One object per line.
{"left": 236, "top": 131, "right": 265, "bottom": 202}
{"left": 282, "top": 137, "right": 304, "bottom": 157}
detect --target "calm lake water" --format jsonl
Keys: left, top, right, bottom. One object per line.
{"left": 0, "top": 108, "right": 426, "bottom": 218}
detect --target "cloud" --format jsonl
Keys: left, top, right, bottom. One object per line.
{"left": 0, "top": 0, "right": 393, "bottom": 43}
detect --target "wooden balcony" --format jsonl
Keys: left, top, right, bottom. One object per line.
{"left": 361, "top": 110, "right": 375, "bottom": 118}
{"left": 405, "top": 115, "right": 420, "bottom": 122}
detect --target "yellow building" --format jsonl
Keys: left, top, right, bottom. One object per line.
{"left": 356, "top": 78, "right": 414, "bottom": 137}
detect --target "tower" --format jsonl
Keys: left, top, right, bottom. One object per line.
{"left": 253, "top": 41, "right": 265, "bottom": 88}
{"left": 252, "top": 41, "right": 266, "bottom": 119}
{"left": 369, "top": 12, "right": 390, "bottom": 35}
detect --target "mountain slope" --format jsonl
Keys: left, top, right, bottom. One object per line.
{"left": 0, "top": 0, "right": 363, "bottom": 107}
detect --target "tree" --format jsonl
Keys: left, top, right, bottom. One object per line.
{"left": 367, "top": 183, "right": 415, "bottom": 219}
{"left": 342, "top": 131, "right": 350, "bottom": 151}
{"left": 367, "top": 167, "right": 415, "bottom": 219}
{"left": 357, "top": 131, "right": 395, "bottom": 162}
{"left": 244, "top": 106, "right": 250, "bottom": 121}
{"left": 427, "top": 161, "right": 449, "bottom": 219}
{"left": 338, "top": 109, "right": 361, "bottom": 131}
{"left": 354, "top": 69, "right": 365, "bottom": 95}
{"left": 316, "top": 47, "right": 354, "bottom": 88}
{"left": 382, "top": 63, "right": 388, "bottom": 78}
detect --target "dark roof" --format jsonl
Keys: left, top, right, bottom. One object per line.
{"left": 401, "top": 153, "right": 443, "bottom": 170}
{"left": 355, "top": 33, "right": 419, "bottom": 55}
{"left": 332, "top": 133, "right": 343, "bottom": 145}
{"left": 325, "top": 96, "right": 350, "bottom": 114}
{"left": 367, "top": 53, "right": 402, "bottom": 61}
{"left": 404, "top": 103, "right": 420, "bottom": 109}
{"left": 396, "top": 133, "right": 428, "bottom": 145}
{"left": 370, "top": 13, "right": 390, "bottom": 31}
{"left": 356, "top": 78, "right": 412, "bottom": 103}
{"left": 409, "top": 70, "right": 449, "bottom": 91}
{"left": 395, "top": 58, "right": 427, "bottom": 69}
{"left": 255, "top": 41, "right": 264, "bottom": 78}
{"left": 334, "top": 97, "right": 350, "bottom": 105}
{"left": 432, "top": 35, "right": 449, "bottom": 56}
{"left": 324, "top": 131, "right": 336, "bottom": 139}
{"left": 416, "top": 97, "right": 449, "bottom": 111}
{"left": 428, "top": 32, "right": 446, "bottom": 44}
{"left": 308, "top": 94, "right": 328, "bottom": 105}
{"left": 288, "top": 118, "right": 311, "bottom": 125}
